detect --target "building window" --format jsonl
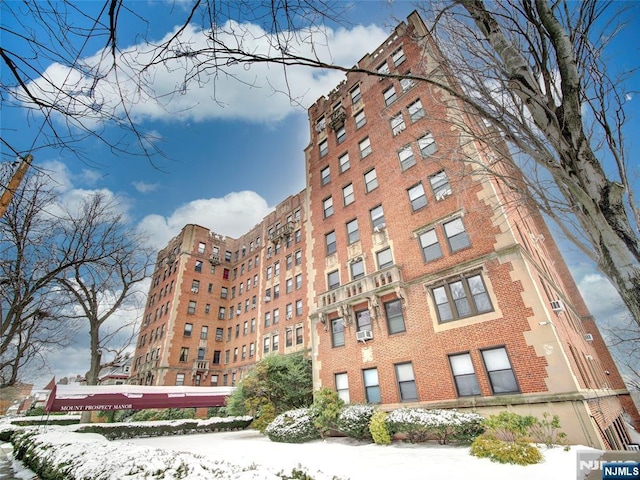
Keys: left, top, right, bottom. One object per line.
{"left": 243, "top": 321, "right": 248, "bottom": 335}
{"left": 273, "top": 308, "right": 280, "bottom": 324}
{"left": 286, "top": 254, "right": 293, "bottom": 270}
{"left": 481, "top": 347, "right": 519, "bottom": 394}
{"left": 350, "top": 258, "right": 364, "bottom": 280}
{"left": 376, "top": 248, "right": 393, "bottom": 269}
{"left": 335, "top": 373, "right": 350, "bottom": 403}
{"left": 316, "top": 116, "right": 326, "bottom": 132}
{"left": 364, "top": 169, "right": 378, "bottom": 192}
{"left": 266, "top": 266, "right": 272, "bottom": 280}
{"left": 323, "top": 197, "right": 334, "bottom": 218}
{"left": 201, "top": 326, "right": 208, "bottom": 340}
{"left": 286, "top": 328, "right": 293, "bottom": 347}
{"left": 328, "top": 270, "right": 340, "bottom": 290}
{"left": 274, "top": 261, "right": 280, "bottom": 277}
{"left": 444, "top": 217, "right": 471, "bottom": 252}
{"left": 363, "top": 368, "right": 381, "bottom": 403}
{"left": 326, "top": 231, "right": 337, "bottom": 255}
{"left": 208, "top": 282, "right": 213, "bottom": 293}
{"left": 408, "top": 183, "right": 427, "bottom": 211}
{"left": 408, "top": 99, "right": 425, "bottom": 122}
{"left": 179, "top": 347, "right": 189, "bottom": 362}
{"left": 191, "top": 280, "right": 200, "bottom": 293}
{"left": 295, "top": 325, "right": 303, "bottom": 344}
{"left": 249, "top": 342, "right": 255, "bottom": 357}
{"left": 220, "top": 287, "right": 228, "bottom": 299}
{"left": 418, "top": 132, "right": 437, "bottom": 157}
{"left": 350, "top": 85, "right": 361, "bottom": 103}
{"left": 218, "top": 306, "right": 226, "bottom": 320}
{"left": 377, "top": 61, "right": 390, "bottom": 75}
{"left": 225, "top": 250, "right": 232, "bottom": 262}
{"left": 286, "top": 277, "right": 293, "bottom": 293}
{"left": 370, "top": 205, "right": 385, "bottom": 230}
{"left": 392, "top": 47, "right": 406, "bottom": 66}
{"left": 204, "top": 303, "right": 210, "bottom": 314}
{"left": 347, "top": 218, "right": 359, "bottom": 244}
{"left": 198, "top": 347, "right": 206, "bottom": 361}
{"left": 194, "top": 260, "right": 203, "bottom": 272}
{"left": 391, "top": 113, "right": 406, "bottom": 136}
{"left": 223, "top": 268, "right": 230, "bottom": 279}
{"left": 395, "top": 363, "right": 418, "bottom": 401}
{"left": 419, "top": 229, "right": 442, "bottom": 262}
{"left": 355, "top": 109, "right": 366, "bottom": 129}
{"left": 187, "top": 301, "right": 197, "bottom": 315}
{"left": 272, "top": 333, "right": 279, "bottom": 351}
{"left": 295, "top": 229, "right": 301, "bottom": 243}
{"left": 176, "top": 373, "right": 185, "bottom": 386}
{"left": 400, "top": 76, "right": 414, "bottom": 92}
{"left": 295, "top": 250, "right": 302, "bottom": 265}
{"left": 398, "top": 145, "right": 416, "bottom": 171}
{"left": 449, "top": 352, "right": 481, "bottom": 396}
{"left": 338, "top": 152, "right": 350, "bottom": 173}
{"left": 263, "top": 336, "right": 270, "bottom": 354}
{"left": 183, "top": 323, "right": 193, "bottom": 336}
{"left": 242, "top": 345, "right": 246, "bottom": 360}
{"left": 286, "top": 303, "right": 293, "bottom": 318}
{"left": 321, "top": 166, "right": 331, "bottom": 186}
{"left": 385, "top": 299, "right": 405, "bottom": 334}
{"left": 296, "top": 299, "right": 303, "bottom": 316}
{"left": 432, "top": 273, "right": 493, "bottom": 322}
{"left": 359, "top": 137, "right": 372, "bottom": 158}
{"left": 356, "top": 309, "right": 371, "bottom": 332}
{"left": 383, "top": 86, "right": 397, "bottom": 106}
{"left": 213, "top": 350, "right": 221, "bottom": 364}
{"left": 429, "top": 170, "right": 452, "bottom": 200}
{"left": 251, "top": 318, "right": 256, "bottom": 332}
{"left": 343, "top": 183, "right": 355, "bottom": 206}
{"left": 336, "top": 125, "right": 346, "bottom": 144}
{"left": 216, "top": 327, "right": 223, "bottom": 341}
{"left": 224, "top": 350, "right": 230, "bottom": 364}
{"left": 295, "top": 273, "right": 302, "bottom": 289}
{"left": 319, "top": 139, "right": 328, "bottom": 158}
{"left": 264, "top": 311, "right": 271, "bottom": 327}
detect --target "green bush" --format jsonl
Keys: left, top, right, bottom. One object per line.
{"left": 385, "top": 408, "right": 484, "bottom": 445}
{"left": 483, "top": 411, "right": 536, "bottom": 442}
{"left": 25, "top": 406, "right": 46, "bottom": 416}
{"left": 252, "top": 403, "right": 276, "bottom": 433}
{"left": 528, "top": 412, "right": 567, "bottom": 448}
{"left": 126, "top": 408, "right": 196, "bottom": 422}
{"left": 369, "top": 410, "right": 391, "bottom": 445}
{"left": 337, "top": 404, "right": 375, "bottom": 441}
{"left": 265, "top": 408, "right": 320, "bottom": 443}
{"left": 470, "top": 434, "right": 543, "bottom": 465}
{"left": 310, "top": 388, "right": 344, "bottom": 438}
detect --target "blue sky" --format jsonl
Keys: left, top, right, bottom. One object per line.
{"left": 1, "top": 0, "right": 638, "bottom": 388}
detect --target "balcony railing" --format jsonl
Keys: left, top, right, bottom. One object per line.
{"left": 269, "top": 221, "right": 295, "bottom": 243}
{"left": 194, "top": 360, "right": 209, "bottom": 371}
{"left": 317, "top": 265, "right": 403, "bottom": 310}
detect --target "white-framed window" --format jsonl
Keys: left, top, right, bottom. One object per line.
{"left": 359, "top": 137, "right": 372, "bottom": 158}
{"left": 363, "top": 368, "right": 381, "bottom": 403}
{"left": 343, "top": 183, "right": 355, "bottom": 206}
{"left": 347, "top": 218, "right": 359, "bottom": 244}
{"left": 336, "top": 125, "right": 346, "bottom": 144}
{"left": 176, "top": 373, "right": 185, "bottom": 386}
{"left": 377, "top": 61, "right": 390, "bottom": 76}
{"left": 408, "top": 183, "right": 427, "bottom": 211}
{"left": 419, "top": 228, "right": 442, "bottom": 262}
{"left": 350, "top": 85, "right": 361, "bottom": 103}
{"left": 187, "top": 301, "right": 197, "bottom": 315}
{"left": 321, "top": 166, "right": 331, "bottom": 185}
{"left": 398, "top": 145, "right": 416, "bottom": 171}
{"left": 418, "top": 132, "right": 437, "bottom": 157}
{"left": 391, "top": 113, "right": 406, "bottom": 136}
{"left": 432, "top": 273, "right": 493, "bottom": 322}
{"left": 481, "top": 347, "right": 519, "bottom": 394}
{"left": 400, "top": 76, "right": 415, "bottom": 92}
{"left": 443, "top": 217, "right": 470, "bottom": 252}
{"left": 296, "top": 299, "right": 303, "bottom": 316}
{"left": 332, "top": 318, "right": 344, "bottom": 347}
{"left": 183, "top": 323, "right": 193, "bottom": 336}
{"left": 408, "top": 99, "right": 425, "bottom": 122}
{"left": 355, "top": 109, "right": 366, "bottom": 129}
{"left": 327, "top": 270, "right": 340, "bottom": 290}
{"left": 323, "top": 197, "right": 334, "bottom": 218}
{"left": 356, "top": 309, "right": 371, "bottom": 332}
{"left": 319, "top": 139, "right": 328, "bottom": 157}
{"left": 295, "top": 273, "right": 302, "bottom": 289}
{"left": 376, "top": 248, "right": 393, "bottom": 269}
{"left": 263, "top": 336, "right": 270, "bottom": 354}
{"left": 429, "top": 170, "right": 452, "bottom": 200}
{"left": 350, "top": 258, "right": 364, "bottom": 279}
{"left": 194, "top": 260, "right": 203, "bottom": 272}
{"left": 392, "top": 47, "right": 406, "bottom": 66}
{"left": 286, "top": 277, "right": 293, "bottom": 293}
{"left": 335, "top": 372, "right": 350, "bottom": 403}
{"left": 383, "top": 86, "right": 397, "bottom": 106}
{"left": 315, "top": 116, "right": 326, "bottom": 132}
{"left": 364, "top": 169, "right": 378, "bottom": 192}
{"left": 339, "top": 152, "right": 350, "bottom": 172}
{"left": 370, "top": 205, "right": 385, "bottom": 229}
{"left": 449, "top": 352, "right": 481, "bottom": 396}
{"left": 197, "top": 242, "right": 206, "bottom": 254}
{"left": 395, "top": 362, "right": 418, "bottom": 401}
{"left": 326, "top": 231, "right": 337, "bottom": 255}
{"left": 385, "top": 299, "right": 405, "bottom": 334}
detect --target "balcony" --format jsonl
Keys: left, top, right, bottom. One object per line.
{"left": 209, "top": 253, "right": 221, "bottom": 265}
{"left": 329, "top": 106, "right": 347, "bottom": 130}
{"left": 317, "top": 265, "right": 404, "bottom": 312}
{"left": 193, "top": 360, "right": 209, "bottom": 371}
{"left": 269, "top": 221, "right": 295, "bottom": 243}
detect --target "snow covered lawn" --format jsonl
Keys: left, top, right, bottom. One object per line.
{"left": 120, "top": 429, "right": 583, "bottom": 480}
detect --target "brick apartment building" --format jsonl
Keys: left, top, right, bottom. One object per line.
{"left": 131, "top": 11, "right": 638, "bottom": 449}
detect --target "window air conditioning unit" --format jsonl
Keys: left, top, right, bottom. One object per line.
{"left": 191, "top": 288, "right": 198, "bottom": 293}
{"left": 236, "top": 309, "right": 242, "bottom": 315}
{"left": 286, "top": 314, "right": 292, "bottom": 320}
{"left": 584, "top": 333, "right": 594, "bottom": 342}
{"left": 373, "top": 223, "right": 386, "bottom": 233}
{"left": 265, "top": 296, "right": 271, "bottom": 303}
{"left": 356, "top": 330, "right": 373, "bottom": 342}
{"left": 550, "top": 300, "right": 564, "bottom": 312}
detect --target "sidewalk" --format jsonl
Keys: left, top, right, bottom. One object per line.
{"left": 0, "top": 442, "right": 37, "bottom": 480}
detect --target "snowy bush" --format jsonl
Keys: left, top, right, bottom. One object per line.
{"left": 336, "top": 405, "right": 375, "bottom": 441}
{"left": 386, "top": 408, "right": 484, "bottom": 445}
{"left": 470, "top": 434, "right": 543, "bottom": 465}
{"left": 265, "top": 408, "right": 320, "bottom": 443}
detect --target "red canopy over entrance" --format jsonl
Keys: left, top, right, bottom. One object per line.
{"left": 45, "top": 384, "right": 234, "bottom": 412}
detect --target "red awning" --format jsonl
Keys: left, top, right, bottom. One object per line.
{"left": 45, "top": 384, "right": 234, "bottom": 412}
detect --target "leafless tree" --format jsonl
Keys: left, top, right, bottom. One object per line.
{"left": 0, "top": 169, "right": 153, "bottom": 388}
{"left": 2, "top": 1, "right": 638, "bottom": 326}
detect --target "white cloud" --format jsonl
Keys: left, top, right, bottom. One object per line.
{"left": 137, "top": 190, "right": 272, "bottom": 248}
{"left": 132, "top": 181, "right": 160, "bottom": 193}
{"left": 21, "top": 20, "right": 388, "bottom": 126}
{"left": 577, "top": 271, "right": 630, "bottom": 330}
